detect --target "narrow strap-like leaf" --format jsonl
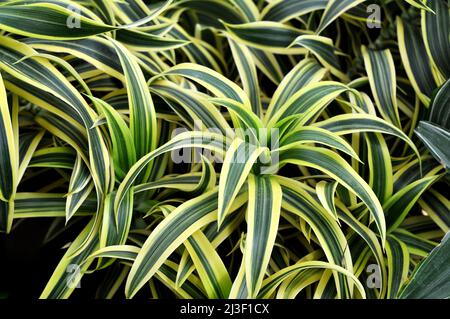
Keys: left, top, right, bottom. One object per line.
{"left": 419, "top": 189, "right": 450, "bottom": 232}
{"left": 66, "top": 153, "right": 94, "bottom": 222}
{"left": 184, "top": 231, "right": 232, "bottom": 298}
{"left": 40, "top": 218, "right": 99, "bottom": 299}
{"left": 316, "top": 181, "right": 339, "bottom": 222}
{"left": 317, "top": 0, "right": 366, "bottom": 34}
{"left": 314, "top": 114, "right": 420, "bottom": 160}
{"left": 429, "top": 79, "right": 450, "bottom": 129}
{"left": 245, "top": 175, "right": 282, "bottom": 297}
{"left": 279, "top": 126, "right": 359, "bottom": 160}
{"left": 362, "top": 46, "right": 402, "bottom": 128}
{"left": 228, "top": 38, "right": 262, "bottom": 117}
{"left": 267, "top": 81, "right": 348, "bottom": 127}
{"left": 89, "top": 95, "right": 136, "bottom": 180}
{"left": 386, "top": 236, "right": 409, "bottom": 299}
{"left": 231, "top": 0, "right": 260, "bottom": 22}
{"left": 397, "top": 17, "right": 437, "bottom": 106}
{"left": 415, "top": 121, "right": 450, "bottom": 170}
{"left": 100, "top": 190, "right": 134, "bottom": 249}
{"left": 385, "top": 175, "right": 441, "bottom": 232}
{"left": 125, "top": 189, "right": 247, "bottom": 298}
{"left": 264, "top": 58, "right": 326, "bottom": 122}
{"left": 115, "top": 131, "right": 227, "bottom": 213}
{"left": 258, "top": 260, "right": 365, "bottom": 299}
{"left": 278, "top": 177, "right": 354, "bottom": 298}
{"left": 218, "top": 138, "right": 266, "bottom": 226}
{"left": 0, "top": 36, "right": 112, "bottom": 195}
{"left": 159, "top": 62, "right": 250, "bottom": 107}
{"left": 223, "top": 21, "right": 309, "bottom": 54}
{"left": 109, "top": 38, "right": 157, "bottom": 160}
{"left": 422, "top": 0, "right": 450, "bottom": 78}
{"left": 0, "top": 74, "right": 17, "bottom": 203}
{"left": 398, "top": 232, "right": 450, "bottom": 299}
{"left": 291, "top": 35, "right": 347, "bottom": 81}
{"left": 262, "top": 0, "right": 327, "bottom": 22}
{"left": 0, "top": 2, "right": 115, "bottom": 39}
{"left": 279, "top": 146, "right": 386, "bottom": 242}
{"left": 151, "top": 80, "right": 231, "bottom": 135}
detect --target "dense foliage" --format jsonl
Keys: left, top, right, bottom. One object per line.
{"left": 0, "top": 0, "right": 449, "bottom": 299}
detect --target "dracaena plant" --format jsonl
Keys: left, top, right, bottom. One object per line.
{"left": 0, "top": 0, "right": 449, "bottom": 300}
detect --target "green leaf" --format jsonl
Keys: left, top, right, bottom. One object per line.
{"left": 415, "top": 121, "right": 450, "bottom": 170}
{"left": 89, "top": 95, "right": 136, "bottom": 180}
{"left": 66, "top": 154, "right": 94, "bottom": 222}
{"left": 184, "top": 231, "right": 232, "bottom": 298}
{"left": 264, "top": 58, "right": 326, "bottom": 121}
{"left": 258, "top": 260, "right": 365, "bottom": 299}
{"left": 291, "top": 35, "right": 347, "bottom": 81}
{"left": 218, "top": 138, "right": 266, "bottom": 226}
{"left": 176, "top": 0, "right": 244, "bottom": 27}
{"left": 151, "top": 80, "right": 231, "bottom": 135}
{"left": 422, "top": 0, "right": 450, "bottom": 78}
{"left": 419, "top": 189, "right": 450, "bottom": 232}
{"left": 262, "top": 0, "right": 327, "bottom": 22}
{"left": 159, "top": 62, "right": 250, "bottom": 107}
{"left": 125, "top": 188, "right": 247, "bottom": 298}
{"left": 279, "top": 146, "right": 386, "bottom": 242}
{"left": 0, "top": 2, "right": 115, "bottom": 39}
{"left": 28, "top": 146, "right": 75, "bottom": 170}
{"left": 228, "top": 38, "right": 262, "bottom": 117}
{"left": 397, "top": 17, "right": 437, "bottom": 106}
{"left": 230, "top": 0, "right": 260, "bottom": 22}
{"left": 314, "top": 114, "right": 420, "bottom": 159}
{"left": 109, "top": 38, "right": 157, "bottom": 160}
{"left": 116, "top": 29, "right": 187, "bottom": 51}
{"left": 245, "top": 175, "right": 282, "bottom": 297}
{"left": 25, "top": 37, "right": 124, "bottom": 80}
{"left": 115, "top": 131, "right": 227, "bottom": 214}
{"left": 223, "top": 21, "right": 309, "bottom": 54}
{"left": 316, "top": 181, "right": 339, "bottom": 222}
{"left": 362, "top": 46, "right": 402, "bottom": 128}
{"left": 385, "top": 175, "right": 441, "bottom": 232}
{"left": 0, "top": 36, "right": 112, "bottom": 195}
{"left": 278, "top": 177, "right": 354, "bottom": 298}
{"left": 279, "top": 126, "right": 359, "bottom": 160}
{"left": 386, "top": 236, "right": 410, "bottom": 298}
{"left": 365, "top": 132, "right": 393, "bottom": 203}
{"left": 429, "top": 79, "right": 450, "bottom": 129}
{"left": 267, "top": 81, "right": 348, "bottom": 127}
{"left": 317, "top": 0, "right": 366, "bottom": 34}
{"left": 0, "top": 74, "right": 17, "bottom": 203}
{"left": 399, "top": 231, "right": 450, "bottom": 299}
{"left": 14, "top": 193, "right": 95, "bottom": 218}
{"left": 40, "top": 218, "right": 99, "bottom": 299}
